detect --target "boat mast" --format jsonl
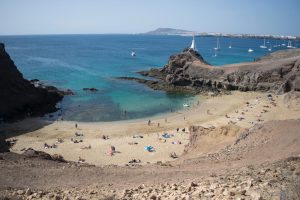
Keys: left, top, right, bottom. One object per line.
{"left": 190, "top": 35, "right": 196, "bottom": 50}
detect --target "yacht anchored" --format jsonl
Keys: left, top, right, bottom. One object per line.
{"left": 287, "top": 41, "right": 296, "bottom": 49}
{"left": 214, "top": 38, "right": 221, "bottom": 51}
{"left": 190, "top": 35, "right": 197, "bottom": 51}
{"left": 248, "top": 48, "right": 254, "bottom": 53}
{"left": 260, "top": 38, "right": 267, "bottom": 49}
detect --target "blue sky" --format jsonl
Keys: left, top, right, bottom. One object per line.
{"left": 1, "top": 0, "right": 299, "bottom": 35}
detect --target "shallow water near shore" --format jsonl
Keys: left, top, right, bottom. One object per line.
{"left": 0, "top": 34, "right": 296, "bottom": 121}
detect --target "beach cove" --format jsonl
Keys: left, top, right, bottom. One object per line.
{"left": 3, "top": 91, "right": 300, "bottom": 166}
{"left": 1, "top": 34, "right": 295, "bottom": 122}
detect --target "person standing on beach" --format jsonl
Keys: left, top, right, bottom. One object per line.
{"left": 75, "top": 123, "right": 78, "bottom": 129}
{"left": 148, "top": 120, "right": 151, "bottom": 126}
{"left": 157, "top": 122, "right": 160, "bottom": 127}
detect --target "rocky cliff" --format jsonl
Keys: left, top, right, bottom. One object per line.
{"left": 0, "top": 43, "right": 64, "bottom": 121}
{"left": 138, "top": 48, "right": 300, "bottom": 94}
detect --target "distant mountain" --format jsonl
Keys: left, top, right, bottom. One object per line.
{"left": 144, "top": 28, "right": 195, "bottom": 35}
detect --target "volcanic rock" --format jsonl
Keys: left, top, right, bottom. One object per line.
{"left": 0, "top": 43, "right": 64, "bottom": 121}
{"left": 135, "top": 48, "right": 300, "bottom": 94}
{"left": 82, "top": 88, "right": 98, "bottom": 92}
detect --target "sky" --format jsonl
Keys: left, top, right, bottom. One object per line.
{"left": 0, "top": 0, "right": 300, "bottom": 36}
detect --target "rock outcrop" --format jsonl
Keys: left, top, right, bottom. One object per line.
{"left": 0, "top": 135, "right": 9, "bottom": 153}
{"left": 22, "top": 148, "right": 66, "bottom": 162}
{"left": 82, "top": 87, "right": 98, "bottom": 92}
{"left": 137, "top": 48, "right": 300, "bottom": 94}
{"left": 0, "top": 43, "right": 64, "bottom": 121}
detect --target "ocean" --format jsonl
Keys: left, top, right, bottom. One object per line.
{"left": 0, "top": 34, "right": 296, "bottom": 121}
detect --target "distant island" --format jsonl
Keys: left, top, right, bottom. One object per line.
{"left": 144, "top": 28, "right": 195, "bottom": 35}
{"left": 144, "top": 28, "right": 300, "bottom": 40}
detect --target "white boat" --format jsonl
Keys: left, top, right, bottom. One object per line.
{"left": 287, "top": 41, "right": 296, "bottom": 48}
{"left": 260, "top": 38, "right": 267, "bottom": 49}
{"left": 228, "top": 40, "right": 232, "bottom": 49}
{"left": 268, "top": 43, "right": 272, "bottom": 51}
{"left": 183, "top": 104, "right": 190, "bottom": 107}
{"left": 131, "top": 52, "right": 136, "bottom": 56}
{"left": 214, "top": 38, "right": 221, "bottom": 51}
{"left": 248, "top": 48, "right": 254, "bottom": 53}
{"left": 190, "top": 35, "right": 197, "bottom": 51}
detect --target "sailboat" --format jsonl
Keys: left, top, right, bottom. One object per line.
{"left": 214, "top": 38, "right": 220, "bottom": 51}
{"left": 260, "top": 38, "right": 267, "bottom": 49}
{"left": 287, "top": 41, "right": 295, "bottom": 48}
{"left": 228, "top": 40, "right": 232, "bottom": 49}
{"left": 131, "top": 51, "right": 136, "bottom": 57}
{"left": 190, "top": 35, "right": 197, "bottom": 51}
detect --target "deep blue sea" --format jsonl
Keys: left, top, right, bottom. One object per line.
{"left": 0, "top": 34, "right": 298, "bottom": 121}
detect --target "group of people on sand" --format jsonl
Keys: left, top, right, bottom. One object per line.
{"left": 175, "top": 128, "right": 185, "bottom": 132}
{"left": 44, "top": 143, "right": 57, "bottom": 149}
{"left": 223, "top": 95, "right": 275, "bottom": 126}
{"left": 69, "top": 121, "right": 184, "bottom": 164}
{"left": 101, "top": 135, "right": 109, "bottom": 140}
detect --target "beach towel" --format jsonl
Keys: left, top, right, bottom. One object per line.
{"left": 144, "top": 145, "right": 154, "bottom": 152}
{"left": 162, "top": 133, "right": 174, "bottom": 138}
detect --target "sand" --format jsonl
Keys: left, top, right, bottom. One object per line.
{"left": 2, "top": 91, "right": 300, "bottom": 166}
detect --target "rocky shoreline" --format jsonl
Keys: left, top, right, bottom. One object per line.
{"left": 119, "top": 48, "right": 300, "bottom": 95}
{"left": 0, "top": 43, "right": 72, "bottom": 122}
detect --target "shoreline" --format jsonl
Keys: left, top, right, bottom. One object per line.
{"left": 3, "top": 91, "right": 300, "bottom": 166}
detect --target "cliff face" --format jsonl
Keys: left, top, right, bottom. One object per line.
{"left": 161, "top": 48, "right": 300, "bottom": 94}
{"left": 0, "top": 43, "right": 63, "bottom": 121}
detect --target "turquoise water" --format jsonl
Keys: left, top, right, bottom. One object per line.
{"left": 0, "top": 35, "right": 297, "bottom": 121}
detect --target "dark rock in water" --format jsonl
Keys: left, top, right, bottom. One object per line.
{"left": 67, "top": 89, "right": 75, "bottom": 95}
{"left": 130, "top": 48, "right": 300, "bottom": 94}
{"left": 0, "top": 43, "right": 64, "bottom": 121}
{"left": 83, "top": 88, "right": 98, "bottom": 92}
{"left": 30, "top": 79, "right": 75, "bottom": 96}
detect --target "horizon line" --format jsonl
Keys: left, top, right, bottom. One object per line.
{"left": 0, "top": 32, "right": 299, "bottom": 38}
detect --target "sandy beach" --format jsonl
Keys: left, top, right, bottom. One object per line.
{"left": 2, "top": 91, "right": 299, "bottom": 166}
